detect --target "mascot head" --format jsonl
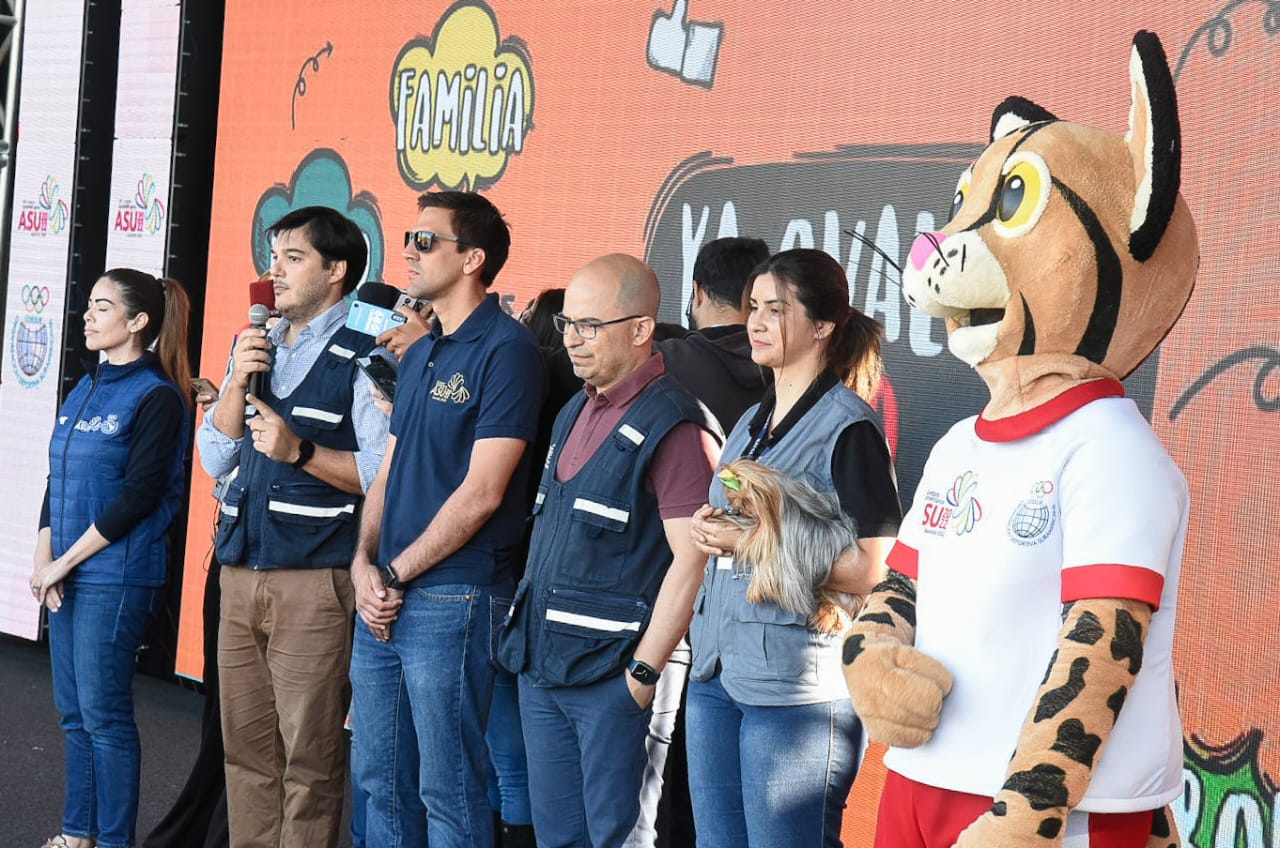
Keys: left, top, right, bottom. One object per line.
{"left": 902, "top": 31, "right": 1198, "bottom": 415}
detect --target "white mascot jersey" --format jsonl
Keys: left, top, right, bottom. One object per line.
{"left": 884, "top": 381, "right": 1189, "bottom": 813}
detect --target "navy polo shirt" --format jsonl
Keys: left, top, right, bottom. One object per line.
{"left": 380, "top": 293, "right": 546, "bottom": 587}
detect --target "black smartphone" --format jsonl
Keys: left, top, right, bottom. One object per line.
{"left": 356, "top": 354, "right": 398, "bottom": 402}
{"left": 190, "top": 376, "right": 220, "bottom": 401}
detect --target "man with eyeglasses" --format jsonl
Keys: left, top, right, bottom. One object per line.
{"left": 349, "top": 191, "right": 546, "bottom": 848}
{"left": 498, "top": 253, "right": 719, "bottom": 848}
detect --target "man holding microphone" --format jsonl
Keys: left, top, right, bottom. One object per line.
{"left": 196, "top": 206, "right": 390, "bottom": 848}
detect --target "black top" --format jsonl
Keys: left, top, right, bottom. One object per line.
{"left": 41, "top": 385, "right": 187, "bottom": 542}
{"left": 657, "top": 325, "right": 768, "bottom": 434}
{"left": 742, "top": 369, "right": 902, "bottom": 539}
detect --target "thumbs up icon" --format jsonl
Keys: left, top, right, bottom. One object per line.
{"left": 647, "top": 1, "right": 723, "bottom": 87}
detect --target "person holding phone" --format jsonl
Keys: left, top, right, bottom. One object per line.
{"left": 32, "top": 268, "right": 192, "bottom": 848}
{"left": 191, "top": 375, "right": 220, "bottom": 405}
{"left": 375, "top": 296, "right": 434, "bottom": 360}
{"left": 357, "top": 354, "right": 398, "bottom": 402}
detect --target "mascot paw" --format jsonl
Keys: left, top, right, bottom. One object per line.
{"left": 844, "top": 639, "right": 953, "bottom": 747}
{"left": 953, "top": 802, "right": 1066, "bottom": 848}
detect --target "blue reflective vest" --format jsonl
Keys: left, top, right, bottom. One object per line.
{"left": 498, "top": 375, "right": 715, "bottom": 687}
{"left": 214, "top": 327, "right": 376, "bottom": 570}
{"left": 47, "top": 353, "right": 186, "bottom": 586}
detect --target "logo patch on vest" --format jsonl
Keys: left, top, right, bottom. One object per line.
{"left": 74, "top": 414, "right": 120, "bottom": 435}
{"left": 430, "top": 372, "right": 471, "bottom": 404}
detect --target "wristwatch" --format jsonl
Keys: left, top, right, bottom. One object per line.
{"left": 627, "top": 658, "right": 661, "bottom": 686}
{"left": 292, "top": 438, "right": 315, "bottom": 469}
{"left": 378, "top": 564, "right": 406, "bottom": 591}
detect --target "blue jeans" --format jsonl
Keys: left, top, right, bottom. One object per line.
{"left": 349, "top": 729, "right": 372, "bottom": 848}
{"left": 48, "top": 580, "right": 160, "bottom": 848}
{"left": 350, "top": 581, "right": 509, "bottom": 848}
{"left": 685, "top": 675, "right": 859, "bottom": 848}
{"left": 519, "top": 672, "right": 653, "bottom": 848}
{"left": 487, "top": 667, "right": 532, "bottom": 824}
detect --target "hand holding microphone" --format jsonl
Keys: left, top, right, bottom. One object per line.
{"left": 232, "top": 302, "right": 274, "bottom": 415}
{"left": 246, "top": 303, "right": 272, "bottom": 400}
{"left": 351, "top": 282, "right": 431, "bottom": 358}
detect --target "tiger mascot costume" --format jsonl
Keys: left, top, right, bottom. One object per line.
{"left": 842, "top": 31, "right": 1196, "bottom": 848}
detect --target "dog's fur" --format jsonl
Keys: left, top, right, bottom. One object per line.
{"left": 719, "top": 459, "right": 861, "bottom": 634}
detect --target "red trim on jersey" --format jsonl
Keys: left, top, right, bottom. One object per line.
{"left": 1061, "top": 564, "right": 1165, "bottom": 609}
{"left": 976, "top": 379, "right": 1125, "bottom": 442}
{"left": 886, "top": 542, "right": 919, "bottom": 579}
{"left": 1088, "top": 808, "right": 1156, "bottom": 847}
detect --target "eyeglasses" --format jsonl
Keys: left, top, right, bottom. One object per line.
{"left": 403, "top": 230, "right": 480, "bottom": 253}
{"left": 552, "top": 313, "right": 644, "bottom": 340}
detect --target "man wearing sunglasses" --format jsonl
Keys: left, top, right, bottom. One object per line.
{"left": 497, "top": 253, "right": 720, "bottom": 848}
{"left": 349, "top": 191, "right": 546, "bottom": 848}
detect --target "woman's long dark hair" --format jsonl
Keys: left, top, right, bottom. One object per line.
{"left": 748, "top": 249, "right": 883, "bottom": 401}
{"left": 105, "top": 268, "right": 192, "bottom": 404}
{"left": 522, "top": 287, "right": 566, "bottom": 350}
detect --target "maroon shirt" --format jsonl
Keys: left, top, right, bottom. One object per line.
{"left": 556, "top": 352, "right": 718, "bottom": 519}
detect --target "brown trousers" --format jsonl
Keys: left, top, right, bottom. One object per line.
{"left": 218, "top": 566, "right": 354, "bottom": 848}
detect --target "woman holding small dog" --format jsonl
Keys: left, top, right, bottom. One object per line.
{"left": 686, "top": 248, "right": 901, "bottom": 847}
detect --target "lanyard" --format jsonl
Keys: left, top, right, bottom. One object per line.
{"left": 739, "top": 400, "right": 775, "bottom": 461}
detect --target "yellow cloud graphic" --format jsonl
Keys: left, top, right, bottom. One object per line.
{"left": 390, "top": 2, "right": 534, "bottom": 191}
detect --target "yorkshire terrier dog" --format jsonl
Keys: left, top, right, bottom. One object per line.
{"left": 717, "top": 459, "right": 861, "bottom": 635}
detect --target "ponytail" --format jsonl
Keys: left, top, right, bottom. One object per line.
{"left": 827, "top": 307, "right": 883, "bottom": 403}
{"left": 105, "top": 268, "right": 193, "bottom": 405}
{"left": 156, "top": 277, "right": 192, "bottom": 403}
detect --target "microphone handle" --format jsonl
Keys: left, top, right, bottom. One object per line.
{"left": 244, "top": 312, "right": 270, "bottom": 414}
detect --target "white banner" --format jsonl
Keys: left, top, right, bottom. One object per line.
{"left": 115, "top": 2, "right": 181, "bottom": 140}
{"left": 0, "top": 145, "right": 79, "bottom": 639}
{"left": 0, "top": 1, "right": 87, "bottom": 639}
{"left": 106, "top": 3, "right": 180, "bottom": 299}
{"left": 104, "top": 140, "right": 173, "bottom": 276}
{"left": 11, "top": 1, "right": 87, "bottom": 140}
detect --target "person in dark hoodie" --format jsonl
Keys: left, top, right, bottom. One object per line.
{"left": 657, "top": 237, "right": 771, "bottom": 434}
{"left": 647, "top": 237, "right": 768, "bottom": 847}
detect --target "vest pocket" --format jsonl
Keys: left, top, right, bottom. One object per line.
{"left": 264, "top": 480, "right": 358, "bottom": 554}
{"left": 539, "top": 586, "right": 650, "bottom": 686}
{"left": 567, "top": 495, "right": 631, "bottom": 574}
{"left": 569, "top": 494, "right": 630, "bottom": 537}
{"left": 213, "top": 480, "right": 249, "bottom": 565}
{"left": 495, "top": 578, "right": 531, "bottom": 674}
{"left": 290, "top": 403, "right": 345, "bottom": 438}
{"left": 687, "top": 582, "right": 713, "bottom": 681}
{"left": 724, "top": 598, "right": 814, "bottom": 681}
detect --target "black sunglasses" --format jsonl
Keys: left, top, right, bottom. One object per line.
{"left": 403, "top": 230, "right": 480, "bottom": 253}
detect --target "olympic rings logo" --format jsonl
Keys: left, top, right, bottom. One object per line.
{"left": 21, "top": 285, "right": 51, "bottom": 314}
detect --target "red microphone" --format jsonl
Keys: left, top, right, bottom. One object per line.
{"left": 248, "top": 278, "right": 276, "bottom": 313}
{"left": 243, "top": 277, "right": 276, "bottom": 414}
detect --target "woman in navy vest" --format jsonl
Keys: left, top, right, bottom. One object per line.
{"left": 31, "top": 268, "right": 191, "bottom": 848}
{"left": 686, "top": 249, "right": 903, "bottom": 847}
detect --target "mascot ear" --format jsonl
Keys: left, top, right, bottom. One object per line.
{"left": 1126, "top": 30, "right": 1181, "bottom": 262}
{"left": 989, "top": 95, "right": 1058, "bottom": 142}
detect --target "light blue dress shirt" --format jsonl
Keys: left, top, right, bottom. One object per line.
{"left": 196, "top": 299, "right": 391, "bottom": 491}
